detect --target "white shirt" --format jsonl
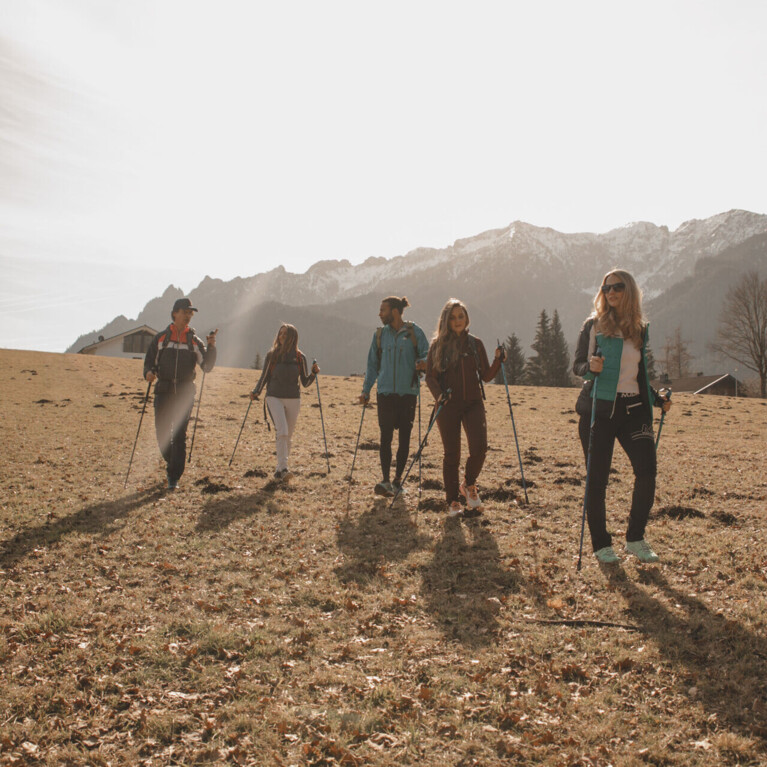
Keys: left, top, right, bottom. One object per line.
{"left": 617, "top": 339, "right": 641, "bottom": 394}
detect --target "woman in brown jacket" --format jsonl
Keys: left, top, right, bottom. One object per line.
{"left": 426, "top": 299, "right": 503, "bottom": 517}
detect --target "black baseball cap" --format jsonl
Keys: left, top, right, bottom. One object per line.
{"left": 172, "top": 298, "right": 198, "bottom": 313}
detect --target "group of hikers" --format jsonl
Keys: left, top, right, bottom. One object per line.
{"left": 141, "top": 270, "right": 672, "bottom": 565}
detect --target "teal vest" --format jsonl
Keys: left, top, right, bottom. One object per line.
{"left": 586, "top": 324, "right": 654, "bottom": 415}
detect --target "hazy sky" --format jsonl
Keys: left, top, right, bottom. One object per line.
{"left": 1, "top": 1, "right": 766, "bottom": 351}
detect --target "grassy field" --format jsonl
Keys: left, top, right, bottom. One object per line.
{"left": 1, "top": 348, "right": 766, "bottom": 766}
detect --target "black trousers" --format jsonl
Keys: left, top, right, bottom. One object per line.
{"left": 154, "top": 384, "right": 195, "bottom": 483}
{"left": 376, "top": 393, "right": 417, "bottom": 482}
{"left": 578, "top": 395, "right": 657, "bottom": 552}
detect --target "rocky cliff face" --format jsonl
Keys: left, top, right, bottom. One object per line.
{"left": 68, "top": 209, "right": 767, "bottom": 377}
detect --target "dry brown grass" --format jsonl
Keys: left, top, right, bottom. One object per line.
{"left": 1, "top": 348, "right": 766, "bottom": 766}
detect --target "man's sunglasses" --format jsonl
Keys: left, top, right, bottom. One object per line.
{"left": 601, "top": 282, "right": 626, "bottom": 294}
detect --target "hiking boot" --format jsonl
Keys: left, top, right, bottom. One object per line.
{"left": 626, "top": 539, "right": 659, "bottom": 563}
{"left": 447, "top": 501, "right": 464, "bottom": 517}
{"left": 374, "top": 481, "right": 395, "bottom": 497}
{"left": 460, "top": 482, "right": 483, "bottom": 510}
{"left": 594, "top": 545, "right": 620, "bottom": 564}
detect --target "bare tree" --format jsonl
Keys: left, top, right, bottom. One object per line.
{"left": 662, "top": 327, "right": 693, "bottom": 379}
{"left": 710, "top": 271, "right": 767, "bottom": 398}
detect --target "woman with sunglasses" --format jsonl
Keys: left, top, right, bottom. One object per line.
{"left": 573, "top": 270, "right": 671, "bottom": 564}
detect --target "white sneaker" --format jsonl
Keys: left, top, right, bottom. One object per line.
{"left": 447, "top": 501, "right": 464, "bottom": 517}
{"left": 460, "top": 482, "right": 483, "bottom": 510}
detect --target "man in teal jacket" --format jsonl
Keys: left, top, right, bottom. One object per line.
{"left": 359, "top": 296, "right": 430, "bottom": 497}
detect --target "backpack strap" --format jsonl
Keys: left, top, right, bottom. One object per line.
{"left": 375, "top": 327, "right": 384, "bottom": 372}
{"left": 155, "top": 325, "right": 174, "bottom": 368}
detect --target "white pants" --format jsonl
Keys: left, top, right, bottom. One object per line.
{"left": 265, "top": 396, "right": 301, "bottom": 471}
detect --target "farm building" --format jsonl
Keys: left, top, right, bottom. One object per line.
{"left": 653, "top": 373, "right": 744, "bottom": 397}
{"left": 78, "top": 326, "right": 158, "bottom": 359}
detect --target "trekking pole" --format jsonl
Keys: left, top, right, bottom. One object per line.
{"left": 655, "top": 387, "right": 672, "bottom": 449}
{"left": 187, "top": 371, "right": 205, "bottom": 463}
{"left": 417, "top": 375, "right": 422, "bottom": 503}
{"left": 229, "top": 399, "right": 253, "bottom": 467}
{"left": 346, "top": 402, "right": 367, "bottom": 510}
{"left": 389, "top": 390, "right": 450, "bottom": 509}
{"left": 188, "top": 329, "right": 217, "bottom": 463}
{"left": 313, "top": 359, "right": 331, "bottom": 475}
{"left": 124, "top": 381, "right": 152, "bottom": 488}
{"left": 497, "top": 339, "right": 529, "bottom": 504}
{"left": 578, "top": 349, "right": 602, "bottom": 571}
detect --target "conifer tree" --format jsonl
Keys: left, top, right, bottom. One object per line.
{"left": 524, "top": 310, "right": 551, "bottom": 386}
{"left": 502, "top": 333, "right": 527, "bottom": 385}
{"left": 549, "top": 310, "right": 572, "bottom": 387}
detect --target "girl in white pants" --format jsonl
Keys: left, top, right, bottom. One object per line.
{"left": 250, "top": 324, "right": 319, "bottom": 479}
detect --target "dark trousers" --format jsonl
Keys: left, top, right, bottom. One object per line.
{"left": 377, "top": 394, "right": 417, "bottom": 482}
{"left": 436, "top": 398, "right": 487, "bottom": 503}
{"left": 578, "top": 395, "right": 657, "bottom": 552}
{"left": 154, "top": 384, "right": 195, "bottom": 483}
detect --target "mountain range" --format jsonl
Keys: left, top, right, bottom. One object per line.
{"left": 68, "top": 209, "right": 767, "bottom": 379}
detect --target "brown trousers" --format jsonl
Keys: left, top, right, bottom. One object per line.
{"left": 435, "top": 398, "right": 488, "bottom": 503}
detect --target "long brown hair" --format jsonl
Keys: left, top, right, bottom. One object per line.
{"left": 592, "top": 269, "right": 645, "bottom": 347}
{"left": 269, "top": 323, "right": 299, "bottom": 362}
{"left": 428, "top": 298, "right": 470, "bottom": 372}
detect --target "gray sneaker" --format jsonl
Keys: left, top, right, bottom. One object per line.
{"left": 594, "top": 545, "right": 620, "bottom": 564}
{"left": 374, "top": 481, "right": 394, "bottom": 497}
{"left": 626, "top": 540, "right": 659, "bottom": 563}
{"left": 392, "top": 481, "right": 406, "bottom": 497}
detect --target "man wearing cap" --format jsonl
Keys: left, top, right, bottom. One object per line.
{"left": 143, "top": 298, "right": 218, "bottom": 489}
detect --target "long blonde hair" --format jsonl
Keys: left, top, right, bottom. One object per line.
{"left": 592, "top": 269, "right": 645, "bottom": 347}
{"left": 269, "top": 323, "right": 299, "bottom": 362}
{"left": 428, "top": 298, "right": 470, "bottom": 372}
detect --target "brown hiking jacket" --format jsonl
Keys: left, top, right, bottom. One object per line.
{"left": 425, "top": 332, "right": 501, "bottom": 403}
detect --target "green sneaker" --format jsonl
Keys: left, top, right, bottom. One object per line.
{"left": 626, "top": 540, "right": 659, "bottom": 563}
{"left": 594, "top": 545, "right": 620, "bottom": 564}
{"left": 374, "top": 481, "right": 394, "bottom": 497}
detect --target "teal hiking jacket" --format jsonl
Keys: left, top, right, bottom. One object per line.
{"left": 362, "top": 322, "right": 430, "bottom": 397}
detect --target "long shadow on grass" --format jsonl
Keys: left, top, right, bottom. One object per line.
{"left": 196, "top": 479, "right": 285, "bottom": 532}
{"left": 607, "top": 567, "right": 767, "bottom": 741}
{"left": 0, "top": 483, "right": 166, "bottom": 568}
{"left": 335, "top": 500, "right": 431, "bottom": 583}
{"left": 420, "top": 518, "right": 521, "bottom": 648}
